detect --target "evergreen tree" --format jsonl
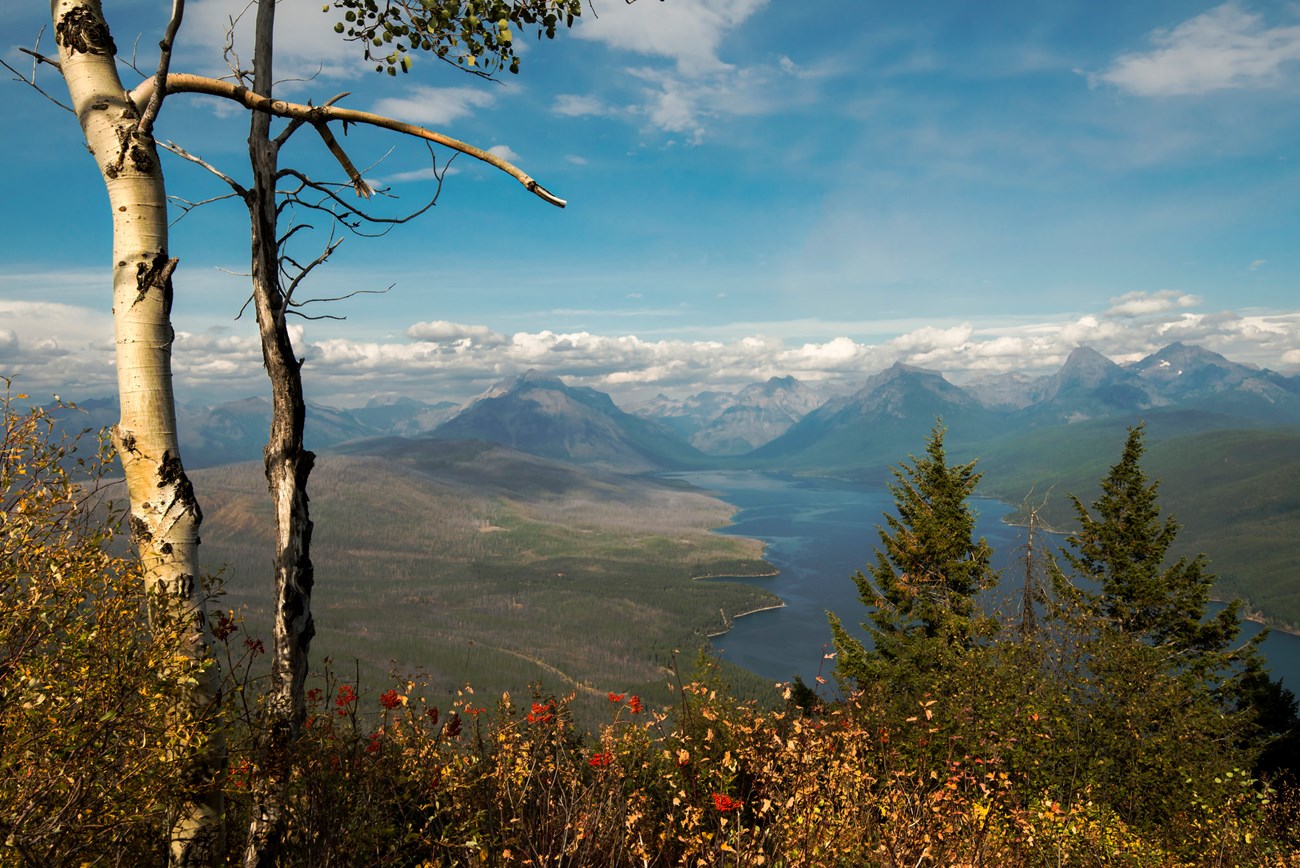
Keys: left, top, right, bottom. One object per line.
{"left": 1053, "top": 424, "right": 1241, "bottom": 661}
{"left": 1048, "top": 425, "right": 1276, "bottom": 822}
{"left": 830, "top": 422, "right": 998, "bottom": 689}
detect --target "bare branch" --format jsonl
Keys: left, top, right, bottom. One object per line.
{"left": 158, "top": 141, "right": 247, "bottom": 195}
{"left": 277, "top": 223, "right": 316, "bottom": 248}
{"left": 2, "top": 55, "right": 72, "bottom": 113}
{"left": 312, "top": 122, "right": 373, "bottom": 198}
{"left": 274, "top": 92, "right": 350, "bottom": 149}
{"left": 166, "top": 192, "right": 243, "bottom": 227}
{"left": 223, "top": 3, "right": 256, "bottom": 84}
{"left": 18, "top": 46, "right": 60, "bottom": 72}
{"left": 288, "top": 284, "right": 395, "bottom": 322}
{"left": 283, "top": 237, "right": 344, "bottom": 305}
{"left": 137, "top": 0, "right": 187, "bottom": 140}
{"left": 163, "top": 73, "right": 566, "bottom": 207}
{"left": 286, "top": 311, "right": 348, "bottom": 321}
{"left": 278, "top": 169, "right": 439, "bottom": 231}
{"left": 10, "top": 33, "right": 73, "bottom": 113}
{"left": 354, "top": 145, "right": 398, "bottom": 186}
{"left": 119, "top": 32, "right": 146, "bottom": 77}
{"left": 292, "top": 285, "right": 392, "bottom": 307}
{"left": 279, "top": 197, "right": 399, "bottom": 238}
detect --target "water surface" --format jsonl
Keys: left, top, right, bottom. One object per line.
{"left": 677, "top": 470, "right": 1300, "bottom": 693}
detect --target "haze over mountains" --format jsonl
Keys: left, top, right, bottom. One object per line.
{"left": 54, "top": 342, "right": 1300, "bottom": 472}
{"left": 631, "top": 376, "right": 825, "bottom": 455}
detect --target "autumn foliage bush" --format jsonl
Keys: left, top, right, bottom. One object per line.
{"left": 4, "top": 392, "right": 1300, "bottom": 866}
{"left": 200, "top": 647, "right": 1299, "bottom": 866}
{"left": 0, "top": 386, "right": 215, "bottom": 864}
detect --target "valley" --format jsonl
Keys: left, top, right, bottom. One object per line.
{"left": 194, "top": 439, "right": 778, "bottom": 722}
{"left": 63, "top": 340, "right": 1300, "bottom": 703}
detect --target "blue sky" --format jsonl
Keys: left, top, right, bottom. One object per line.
{"left": 2, "top": 0, "right": 1298, "bottom": 407}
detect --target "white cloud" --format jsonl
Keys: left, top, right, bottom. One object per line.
{"left": 553, "top": 95, "right": 607, "bottom": 117}
{"left": 574, "top": 0, "right": 769, "bottom": 75}
{"left": 887, "top": 323, "right": 974, "bottom": 353}
{"left": 0, "top": 301, "right": 117, "bottom": 398}
{"left": 371, "top": 86, "right": 497, "bottom": 126}
{"left": 5, "top": 292, "right": 1298, "bottom": 407}
{"left": 562, "top": 0, "right": 791, "bottom": 140}
{"left": 487, "top": 144, "right": 522, "bottom": 164}
{"left": 625, "top": 62, "right": 781, "bottom": 141}
{"left": 406, "top": 321, "right": 507, "bottom": 346}
{"left": 1105, "top": 289, "right": 1198, "bottom": 317}
{"left": 1095, "top": 3, "right": 1300, "bottom": 96}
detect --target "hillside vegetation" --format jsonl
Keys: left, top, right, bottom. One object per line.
{"left": 195, "top": 439, "right": 778, "bottom": 720}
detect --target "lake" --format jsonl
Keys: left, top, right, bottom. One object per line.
{"left": 674, "top": 470, "right": 1300, "bottom": 693}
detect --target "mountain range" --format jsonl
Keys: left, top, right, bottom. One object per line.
{"left": 49, "top": 342, "right": 1299, "bottom": 473}
{"left": 41, "top": 341, "right": 1300, "bottom": 645}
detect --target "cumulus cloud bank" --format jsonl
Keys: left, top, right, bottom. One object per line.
{"left": 3, "top": 292, "right": 1296, "bottom": 407}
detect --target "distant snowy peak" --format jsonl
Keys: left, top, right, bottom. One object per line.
{"left": 1020, "top": 346, "right": 1166, "bottom": 424}
{"left": 733, "top": 376, "right": 823, "bottom": 410}
{"left": 1042, "top": 347, "right": 1135, "bottom": 397}
{"left": 630, "top": 390, "right": 733, "bottom": 423}
{"left": 1129, "top": 342, "right": 1294, "bottom": 400}
{"left": 451, "top": 369, "right": 564, "bottom": 417}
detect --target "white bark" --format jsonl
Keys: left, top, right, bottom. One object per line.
{"left": 51, "top": 1, "right": 222, "bottom": 862}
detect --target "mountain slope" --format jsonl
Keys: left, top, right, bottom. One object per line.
{"left": 1129, "top": 342, "right": 1300, "bottom": 423}
{"left": 978, "top": 422, "right": 1300, "bottom": 630}
{"left": 195, "top": 439, "right": 776, "bottom": 718}
{"left": 751, "top": 363, "right": 998, "bottom": 472}
{"left": 1018, "top": 346, "right": 1166, "bottom": 426}
{"left": 430, "top": 371, "right": 706, "bottom": 471}
{"left": 629, "top": 391, "right": 734, "bottom": 441}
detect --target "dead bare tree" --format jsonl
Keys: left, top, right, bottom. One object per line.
{"left": 163, "top": 4, "right": 582, "bottom": 863}
{"left": 23, "top": 0, "right": 594, "bottom": 861}
{"left": 1016, "top": 488, "right": 1055, "bottom": 641}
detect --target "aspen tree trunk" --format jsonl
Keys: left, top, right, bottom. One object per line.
{"left": 51, "top": 0, "right": 222, "bottom": 863}
{"left": 242, "top": 1, "right": 317, "bottom": 862}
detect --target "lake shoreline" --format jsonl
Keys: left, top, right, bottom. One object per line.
{"left": 689, "top": 470, "right": 1300, "bottom": 690}
{"left": 705, "top": 600, "right": 789, "bottom": 639}
{"left": 691, "top": 567, "right": 784, "bottom": 639}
